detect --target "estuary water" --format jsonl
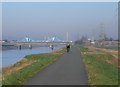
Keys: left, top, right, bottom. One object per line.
{"left": 1, "top": 45, "right": 64, "bottom": 67}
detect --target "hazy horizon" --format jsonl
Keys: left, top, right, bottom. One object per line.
{"left": 2, "top": 2, "right": 118, "bottom": 41}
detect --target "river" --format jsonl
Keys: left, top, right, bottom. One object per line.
{"left": 1, "top": 45, "right": 64, "bottom": 67}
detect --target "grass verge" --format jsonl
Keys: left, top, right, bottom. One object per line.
{"left": 2, "top": 48, "right": 65, "bottom": 85}
{"left": 78, "top": 45, "right": 119, "bottom": 85}
{"left": 96, "top": 45, "right": 118, "bottom": 51}
{"left": 0, "top": 70, "right": 2, "bottom": 86}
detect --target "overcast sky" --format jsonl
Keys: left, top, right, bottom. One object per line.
{"left": 2, "top": 2, "right": 118, "bottom": 41}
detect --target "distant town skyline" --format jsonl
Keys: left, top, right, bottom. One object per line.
{"left": 2, "top": 2, "right": 118, "bottom": 41}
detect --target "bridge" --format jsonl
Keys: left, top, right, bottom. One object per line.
{"left": 2, "top": 36, "right": 72, "bottom": 50}
{"left": 15, "top": 36, "right": 72, "bottom": 45}
{"left": 15, "top": 42, "right": 70, "bottom": 45}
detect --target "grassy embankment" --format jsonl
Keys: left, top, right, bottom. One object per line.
{"left": 0, "top": 69, "right": 2, "bottom": 86}
{"left": 2, "top": 48, "right": 65, "bottom": 85}
{"left": 77, "top": 45, "right": 119, "bottom": 85}
{"left": 97, "top": 45, "right": 118, "bottom": 51}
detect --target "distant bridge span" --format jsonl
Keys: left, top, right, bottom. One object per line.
{"left": 2, "top": 41, "right": 72, "bottom": 46}
{"left": 2, "top": 41, "right": 72, "bottom": 50}
{"left": 15, "top": 42, "right": 71, "bottom": 45}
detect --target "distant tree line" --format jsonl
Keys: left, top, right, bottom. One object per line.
{"left": 74, "top": 36, "right": 88, "bottom": 44}
{"left": 74, "top": 35, "right": 118, "bottom": 45}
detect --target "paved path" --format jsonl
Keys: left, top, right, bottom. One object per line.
{"left": 25, "top": 46, "right": 88, "bottom": 85}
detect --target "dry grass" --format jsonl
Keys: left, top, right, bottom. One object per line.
{"left": 82, "top": 52, "right": 105, "bottom": 55}
{"left": 94, "top": 47, "right": 118, "bottom": 58}
{"left": 2, "top": 58, "right": 36, "bottom": 75}
{"left": 82, "top": 46, "right": 119, "bottom": 68}
{"left": 93, "top": 47, "right": 119, "bottom": 68}
{"left": 17, "top": 58, "right": 28, "bottom": 62}
{"left": 79, "top": 46, "right": 119, "bottom": 85}
{"left": 106, "top": 59, "right": 118, "bottom": 68}
{"left": 0, "top": 68, "right": 2, "bottom": 85}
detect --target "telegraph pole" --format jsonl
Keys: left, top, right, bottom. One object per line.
{"left": 99, "top": 23, "right": 106, "bottom": 46}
